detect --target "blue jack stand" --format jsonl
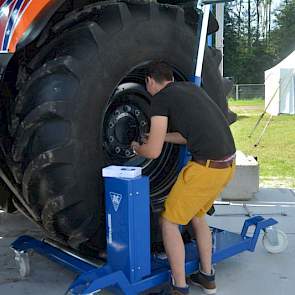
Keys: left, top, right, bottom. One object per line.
{"left": 11, "top": 174, "right": 280, "bottom": 294}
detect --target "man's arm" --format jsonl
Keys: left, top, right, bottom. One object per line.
{"left": 165, "top": 132, "right": 187, "bottom": 144}
{"left": 131, "top": 116, "right": 167, "bottom": 159}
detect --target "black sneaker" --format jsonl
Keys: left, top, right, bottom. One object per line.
{"left": 190, "top": 270, "right": 216, "bottom": 294}
{"left": 171, "top": 285, "right": 190, "bottom": 295}
{"left": 150, "top": 284, "right": 190, "bottom": 295}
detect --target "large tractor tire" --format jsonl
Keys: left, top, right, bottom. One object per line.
{"left": 7, "top": 0, "right": 235, "bottom": 253}
{"left": 9, "top": 1, "right": 198, "bottom": 251}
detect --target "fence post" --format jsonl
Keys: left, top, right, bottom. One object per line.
{"left": 235, "top": 84, "right": 239, "bottom": 100}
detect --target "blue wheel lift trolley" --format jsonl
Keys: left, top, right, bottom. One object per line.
{"left": 11, "top": 170, "right": 286, "bottom": 294}
{"left": 10, "top": 0, "right": 288, "bottom": 294}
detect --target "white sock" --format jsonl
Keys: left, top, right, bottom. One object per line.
{"left": 200, "top": 268, "right": 215, "bottom": 276}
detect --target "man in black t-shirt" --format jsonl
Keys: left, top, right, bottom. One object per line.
{"left": 131, "top": 61, "right": 236, "bottom": 295}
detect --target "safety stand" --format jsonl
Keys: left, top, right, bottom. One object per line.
{"left": 11, "top": 173, "right": 282, "bottom": 294}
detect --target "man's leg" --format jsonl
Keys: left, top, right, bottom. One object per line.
{"left": 191, "top": 216, "right": 212, "bottom": 274}
{"left": 190, "top": 216, "right": 216, "bottom": 294}
{"left": 161, "top": 216, "right": 187, "bottom": 288}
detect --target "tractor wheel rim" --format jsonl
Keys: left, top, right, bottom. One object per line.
{"left": 103, "top": 64, "right": 186, "bottom": 209}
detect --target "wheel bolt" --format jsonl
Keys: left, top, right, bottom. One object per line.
{"left": 135, "top": 110, "right": 140, "bottom": 116}
{"left": 140, "top": 121, "right": 146, "bottom": 127}
{"left": 125, "top": 150, "right": 131, "bottom": 156}
{"left": 124, "top": 105, "right": 131, "bottom": 112}
{"left": 109, "top": 122, "right": 114, "bottom": 128}
{"left": 109, "top": 136, "right": 114, "bottom": 143}
{"left": 115, "top": 147, "right": 121, "bottom": 153}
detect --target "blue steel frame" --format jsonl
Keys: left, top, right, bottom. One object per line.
{"left": 179, "top": 2, "right": 213, "bottom": 167}
{"left": 11, "top": 215, "right": 277, "bottom": 294}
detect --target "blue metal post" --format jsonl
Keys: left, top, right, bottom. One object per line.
{"left": 178, "top": 145, "right": 192, "bottom": 172}
{"left": 193, "top": 4, "right": 211, "bottom": 86}
{"left": 104, "top": 176, "right": 151, "bottom": 283}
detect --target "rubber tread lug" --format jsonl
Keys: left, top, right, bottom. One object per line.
{"left": 22, "top": 144, "right": 74, "bottom": 204}
{"left": 176, "top": 7, "right": 185, "bottom": 24}
{"left": 223, "top": 78, "right": 234, "bottom": 97}
{"left": 87, "top": 22, "right": 108, "bottom": 46}
{"left": 15, "top": 56, "right": 79, "bottom": 116}
{"left": 41, "top": 195, "right": 72, "bottom": 237}
{"left": 150, "top": 2, "right": 160, "bottom": 19}
{"left": 52, "top": 1, "right": 118, "bottom": 33}
{"left": 208, "top": 12, "right": 219, "bottom": 35}
{"left": 210, "top": 47, "right": 222, "bottom": 66}
{"left": 12, "top": 101, "right": 72, "bottom": 162}
{"left": 53, "top": 4, "right": 100, "bottom": 33}
{"left": 67, "top": 214, "right": 95, "bottom": 248}
{"left": 118, "top": 2, "right": 132, "bottom": 25}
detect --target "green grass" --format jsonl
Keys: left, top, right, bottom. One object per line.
{"left": 229, "top": 99, "right": 295, "bottom": 187}
{"left": 228, "top": 98, "right": 264, "bottom": 106}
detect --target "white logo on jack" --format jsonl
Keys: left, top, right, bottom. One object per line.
{"left": 110, "top": 192, "right": 122, "bottom": 212}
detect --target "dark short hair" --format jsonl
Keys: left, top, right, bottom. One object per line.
{"left": 145, "top": 61, "right": 174, "bottom": 83}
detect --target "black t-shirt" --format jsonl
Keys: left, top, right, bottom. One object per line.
{"left": 150, "top": 82, "right": 236, "bottom": 160}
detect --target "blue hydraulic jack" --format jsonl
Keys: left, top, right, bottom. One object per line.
{"left": 11, "top": 169, "right": 281, "bottom": 294}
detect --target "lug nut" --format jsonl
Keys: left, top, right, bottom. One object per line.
{"left": 125, "top": 150, "right": 131, "bottom": 156}
{"left": 109, "top": 122, "right": 114, "bottom": 128}
{"left": 140, "top": 121, "right": 146, "bottom": 127}
{"left": 109, "top": 136, "right": 114, "bottom": 143}
{"left": 115, "top": 110, "right": 120, "bottom": 116}
{"left": 124, "top": 105, "right": 131, "bottom": 112}
{"left": 115, "top": 147, "right": 121, "bottom": 153}
{"left": 135, "top": 110, "right": 140, "bottom": 116}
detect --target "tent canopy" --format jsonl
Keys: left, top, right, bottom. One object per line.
{"left": 264, "top": 51, "right": 295, "bottom": 116}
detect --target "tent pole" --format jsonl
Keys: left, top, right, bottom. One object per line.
{"left": 248, "top": 84, "right": 279, "bottom": 138}
{"left": 253, "top": 114, "right": 273, "bottom": 147}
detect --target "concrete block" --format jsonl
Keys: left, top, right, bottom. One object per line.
{"left": 220, "top": 150, "right": 259, "bottom": 201}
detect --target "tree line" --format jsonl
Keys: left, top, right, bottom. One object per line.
{"left": 224, "top": 0, "right": 295, "bottom": 83}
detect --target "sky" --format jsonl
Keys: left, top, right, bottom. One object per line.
{"left": 272, "top": 0, "right": 283, "bottom": 11}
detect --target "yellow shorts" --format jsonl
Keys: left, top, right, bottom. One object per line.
{"left": 162, "top": 161, "right": 235, "bottom": 225}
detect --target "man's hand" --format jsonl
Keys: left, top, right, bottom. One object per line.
{"left": 130, "top": 116, "right": 168, "bottom": 159}
{"left": 131, "top": 141, "right": 140, "bottom": 154}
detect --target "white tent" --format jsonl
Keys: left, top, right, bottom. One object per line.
{"left": 264, "top": 51, "right": 295, "bottom": 115}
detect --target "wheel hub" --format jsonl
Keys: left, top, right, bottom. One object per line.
{"left": 104, "top": 88, "right": 149, "bottom": 159}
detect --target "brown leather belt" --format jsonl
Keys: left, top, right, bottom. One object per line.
{"left": 194, "top": 156, "right": 235, "bottom": 169}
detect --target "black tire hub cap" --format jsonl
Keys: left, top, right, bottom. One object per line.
{"left": 104, "top": 99, "right": 149, "bottom": 159}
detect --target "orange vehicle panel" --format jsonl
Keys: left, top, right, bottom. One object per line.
{"left": 0, "top": 0, "right": 54, "bottom": 53}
